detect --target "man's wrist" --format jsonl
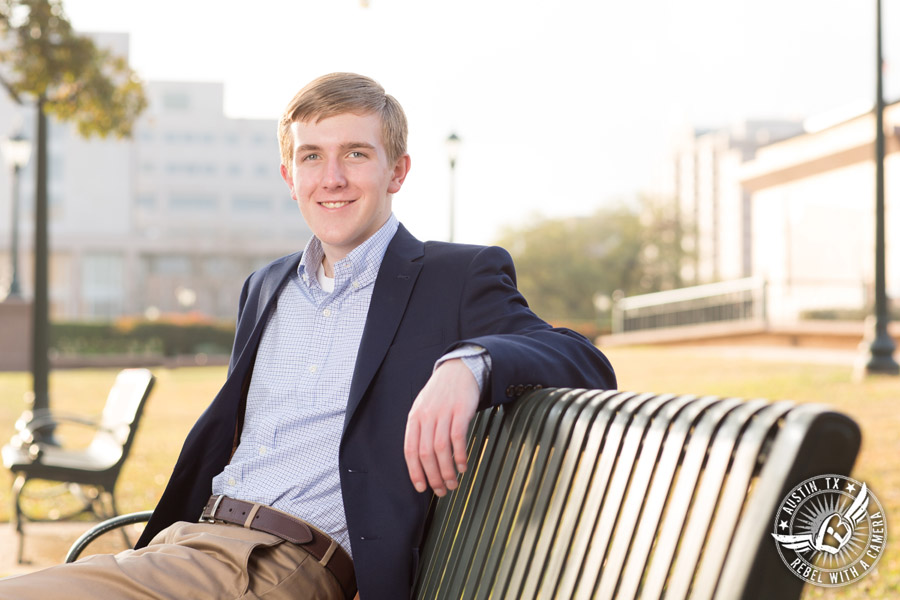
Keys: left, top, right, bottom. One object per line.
{"left": 435, "top": 345, "right": 492, "bottom": 393}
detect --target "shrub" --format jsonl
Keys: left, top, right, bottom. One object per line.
{"left": 50, "top": 320, "right": 235, "bottom": 357}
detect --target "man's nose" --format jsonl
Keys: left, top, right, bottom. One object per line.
{"left": 322, "top": 159, "right": 347, "bottom": 189}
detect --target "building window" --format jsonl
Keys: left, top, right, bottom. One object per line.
{"left": 151, "top": 256, "right": 191, "bottom": 275}
{"left": 49, "top": 154, "right": 64, "bottom": 183}
{"left": 163, "top": 92, "right": 190, "bottom": 111}
{"left": 49, "top": 189, "right": 63, "bottom": 212}
{"left": 232, "top": 195, "right": 273, "bottom": 212}
{"left": 82, "top": 253, "right": 124, "bottom": 319}
{"left": 169, "top": 194, "right": 218, "bottom": 210}
{"left": 165, "top": 163, "right": 216, "bottom": 176}
{"left": 137, "top": 194, "right": 155, "bottom": 208}
{"left": 203, "top": 256, "right": 240, "bottom": 277}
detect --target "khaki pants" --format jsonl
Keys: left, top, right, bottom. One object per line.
{"left": 0, "top": 521, "right": 345, "bottom": 599}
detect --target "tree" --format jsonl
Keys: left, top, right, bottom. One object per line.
{"left": 0, "top": 0, "right": 145, "bottom": 137}
{"left": 495, "top": 198, "right": 689, "bottom": 327}
{"left": 0, "top": 0, "right": 147, "bottom": 424}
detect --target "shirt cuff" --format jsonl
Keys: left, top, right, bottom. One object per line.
{"left": 434, "top": 344, "right": 492, "bottom": 393}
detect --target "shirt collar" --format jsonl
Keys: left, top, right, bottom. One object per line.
{"left": 297, "top": 213, "right": 399, "bottom": 293}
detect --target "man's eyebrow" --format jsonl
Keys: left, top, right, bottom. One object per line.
{"left": 295, "top": 142, "right": 376, "bottom": 153}
{"left": 343, "top": 142, "right": 376, "bottom": 151}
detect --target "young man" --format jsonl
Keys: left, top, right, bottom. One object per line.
{"left": 0, "top": 73, "right": 615, "bottom": 599}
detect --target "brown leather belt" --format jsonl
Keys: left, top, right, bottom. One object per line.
{"left": 200, "top": 495, "right": 356, "bottom": 599}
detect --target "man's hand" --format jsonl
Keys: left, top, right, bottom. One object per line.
{"left": 404, "top": 358, "right": 479, "bottom": 497}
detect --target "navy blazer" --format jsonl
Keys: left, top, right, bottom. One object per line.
{"left": 137, "top": 225, "right": 616, "bottom": 599}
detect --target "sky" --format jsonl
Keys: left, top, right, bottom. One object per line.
{"left": 61, "top": 0, "right": 900, "bottom": 245}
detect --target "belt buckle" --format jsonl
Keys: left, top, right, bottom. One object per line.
{"left": 201, "top": 494, "right": 225, "bottom": 523}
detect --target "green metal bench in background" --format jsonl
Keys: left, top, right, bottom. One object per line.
{"left": 66, "top": 387, "right": 860, "bottom": 599}
{"left": 3, "top": 368, "right": 155, "bottom": 564}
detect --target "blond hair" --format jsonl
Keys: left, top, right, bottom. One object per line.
{"left": 278, "top": 73, "right": 408, "bottom": 167}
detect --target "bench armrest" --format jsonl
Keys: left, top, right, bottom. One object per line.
{"left": 12, "top": 411, "right": 101, "bottom": 446}
{"left": 65, "top": 510, "right": 154, "bottom": 563}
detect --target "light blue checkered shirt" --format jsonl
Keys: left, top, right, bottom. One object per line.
{"left": 212, "top": 214, "right": 487, "bottom": 556}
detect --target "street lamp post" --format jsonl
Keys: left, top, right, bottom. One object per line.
{"left": 0, "top": 132, "right": 32, "bottom": 299}
{"left": 866, "top": 0, "right": 899, "bottom": 375}
{"left": 445, "top": 133, "right": 461, "bottom": 243}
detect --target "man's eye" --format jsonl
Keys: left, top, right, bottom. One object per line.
{"left": 348, "top": 151, "right": 365, "bottom": 158}
{"left": 303, "top": 153, "right": 320, "bottom": 161}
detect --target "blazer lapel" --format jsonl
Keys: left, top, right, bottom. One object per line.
{"left": 231, "top": 253, "right": 301, "bottom": 380}
{"left": 344, "top": 225, "right": 424, "bottom": 428}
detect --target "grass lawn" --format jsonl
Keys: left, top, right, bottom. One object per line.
{"left": 0, "top": 345, "right": 896, "bottom": 598}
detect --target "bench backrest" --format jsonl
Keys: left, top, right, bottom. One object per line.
{"left": 88, "top": 368, "right": 156, "bottom": 465}
{"left": 415, "top": 388, "right": 861, "bottom": 599}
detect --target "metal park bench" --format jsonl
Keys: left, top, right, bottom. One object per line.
{"left": 3, "top": 368, "right": 155, "bottom": 564}
{"left": 66, "top": 387, "right": 860, "bottom": 599}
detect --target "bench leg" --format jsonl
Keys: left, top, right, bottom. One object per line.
{"left": 11, "top": 473, "right": 27, "bottom": 564}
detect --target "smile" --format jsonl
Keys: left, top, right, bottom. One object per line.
{"left": 320, "top": 201, "right": 354, "bottom": 209}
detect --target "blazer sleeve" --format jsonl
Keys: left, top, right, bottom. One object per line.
{"left": 449, "top": 245, "right": 616, "bottom": 408}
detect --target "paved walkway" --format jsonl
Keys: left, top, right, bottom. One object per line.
{"left": 674, "top": 344, "right": 862, "bottom": 366}
{"left": 0, "top": 520, "right": 134, "bottom": 579}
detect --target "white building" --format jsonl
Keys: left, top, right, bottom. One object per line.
{"left": 662, "top": 120, "right": 804, "bottom": 286}
{"left": 130, "top": 81, "right": 310, "bottom": 319}
{"left": 741, "top": 102, "right": 900, "bottom": 323}
{"left": 0, "top": 34, "right": 309, "bottom": 320}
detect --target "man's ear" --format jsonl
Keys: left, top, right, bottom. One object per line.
{"left": 388, "top": 154, "right": 411, "bottom": 194}
{"left": 280, "top": 163, "right": 296, "bottom": 199}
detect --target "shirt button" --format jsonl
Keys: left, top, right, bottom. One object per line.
{"left": 352, "top": 281, "right": 360, "bottom": 289}
{"left": 259, "top": 446, "right": 267, "bottom": 456}
{"left": 228, "top": 478, "right": 236, "bottom": 486}
{"left": 309, "top": 364, "right": 318, "bottom": 374}
{"left": 323, "top": 308, "right": 332, "bottom": 317}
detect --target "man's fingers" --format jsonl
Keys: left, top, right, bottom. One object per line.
{"left": 450, "top": 411, "right": 470, "bottom": 474}
{"left": 406, "top": 410, "right": 448, "bottom": 496}
{"left": 432, "top": 414, "right": 459, "bottom": 490}
{"left": 416, "top": 419, "right": 446, "bottom": 496}
{"left": 404, "top": 417, "right": 427, "bottom": 493}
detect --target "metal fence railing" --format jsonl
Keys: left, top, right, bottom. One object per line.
{"left": 612, "top": 277, "right": 767, "bottom": 334}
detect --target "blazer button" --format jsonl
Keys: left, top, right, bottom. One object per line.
{"left": 515, "top": 384, "right": 525, "bottom": 396}
{"left": 535, "top": 384, "right": 543, "bottom": 390}
{"left": 506, "top": 385, "right": 515, "bottom": 398}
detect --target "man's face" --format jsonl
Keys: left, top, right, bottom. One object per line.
{"left": 280, "top": 112, "right": 410, "bottom": 268}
